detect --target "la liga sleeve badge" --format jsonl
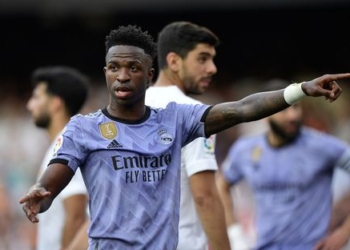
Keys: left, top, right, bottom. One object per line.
{"left": 52, "top": 135, "right": 63, "bottom": 157}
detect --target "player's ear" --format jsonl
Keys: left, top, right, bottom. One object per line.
{"left": 148, "top": 68, "right": 155, "bottom": 84}
{"left": 49, "top": 96, "right": 64, "bottom": 113}
{"left": 166, "top": 52, "right": 180, "bottom": 72}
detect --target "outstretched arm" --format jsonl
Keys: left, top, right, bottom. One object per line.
{"left": 204, "top": 73, "right": 348, "bottom": 136}
{"left": 19, "top": 163, "right": 75, "bottom": 223}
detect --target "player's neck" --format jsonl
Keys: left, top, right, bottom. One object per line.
{"left": 153, "top": 70, "right": 185, "bottom": 93}
{"left": 107, "top": 101, "right": 147, "bottom": 121}
{"left": 266, "top": 131, "right": 288, "bottom": 147}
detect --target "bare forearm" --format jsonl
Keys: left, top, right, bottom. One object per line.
{"left": 330, "top": 193, "right": 350, "bottom": 231}
{"left": 216, "top": 172, "right": 237, "bottom": 226}
{"left": 66, "top": 220, "right": 90, "bottom": 250}
{"left": 190, "top": 172, "right": 230, "bottom": 249}
{"left": 39, "top": 196, "right": 54, "bottom": 213}
{"left": 220, "top": 188, "right": 237, "bottom": 227}
{"left": 61, "top": 217, "right": 86, "bottom": 248}
{"left": 205, "top": 90, "right": 288, "bottom": 136}
{"left": 61, "top": 194, "right": 88, "bottom": 248}
{"left": 39, "top": 164, "right": 74, "bottom": 199}
{"left": 195, "top": 195, "right": 231, "bottom": 250}
{"left": 339, "top": 214, "right": 350, "bottom": 235}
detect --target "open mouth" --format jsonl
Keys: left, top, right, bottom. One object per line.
{"left": 115, "top": 86, "right": 132, "bottom": 99}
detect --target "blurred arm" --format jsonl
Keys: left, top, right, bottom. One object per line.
{"left": 330, "top": 192, "right": 350, "bottom": 232}
{"left": 65, "top": 218, "right": 90, "bottom": 250}
{"left": 190, "top": 170, "right": 231, "bottom": 250}
{"left": 314, "top": 192, "right": 350, "bottom": 250}
{"left": 61, "top": 194, "right": 88, "bottom": 249}
{"left": 216, "top": 170, "right": 237, "bottom": 227}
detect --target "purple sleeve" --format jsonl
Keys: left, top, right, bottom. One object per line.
{"left": 49, "top": 115, "right": 88, "bottom": 172}
{"left": 173, "top": 102, "right": 211, "bottom": 147}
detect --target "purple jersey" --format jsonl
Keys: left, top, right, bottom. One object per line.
{"left": 49, "top": 103, "right": 210, "bottom": 250}
{"left": 222, "top": 127, "right": 350, "bottom": 250}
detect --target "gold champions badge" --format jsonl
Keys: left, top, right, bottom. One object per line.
{"left": 99, "top": 122, "right": 118, "bottom": 139}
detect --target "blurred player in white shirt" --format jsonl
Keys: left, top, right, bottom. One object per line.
{"left": 146, "top": 21, "right": 230, "bottom": 250}
{"left": 27, "top": 66, "right": 89, "bottom": 250}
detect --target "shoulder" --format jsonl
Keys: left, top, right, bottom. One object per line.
{"left": 149, "top": 102, "right": 191, "bottom": 114}
{"left": 68, "top": 109, "right": 103, "bottom": 123}
{"left": 301, "top": 126, "right": 349, "bottom": 152}
{"left": 77, "top": 109, "right": 103, "bottom": 119}
{"left": 163, "top": 101, "right": 195, "bottom": 110}
{"left": 301, "top": 127, "right": 342, "bottom": 143}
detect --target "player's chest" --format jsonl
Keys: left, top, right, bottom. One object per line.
{"left": 93, "top": 121, "right": 180, "bottom": 152}
{"left": 243, "top": 147, "right": 325, "bottom": 186}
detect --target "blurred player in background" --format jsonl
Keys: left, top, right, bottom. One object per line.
{"left": 27, "top": 66, "right": 89, "bottom": 250}
{"left": 217, "top": 79, "right": 350, "bottom": 250}
{"left": 145, "top": 21, "right": 230, "bottom": 250}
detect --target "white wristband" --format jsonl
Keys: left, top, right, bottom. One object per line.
{"left": 283, "top": 82, "right": 306, "bottom": 105}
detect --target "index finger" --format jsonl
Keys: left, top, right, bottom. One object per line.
{"left": 19, "top": 194, "right": 31, "bottom": 204}
{"left": 328, "top": 73, "right": 350, "bottom": 81}
{"left": 18, "top": 190, "right": 51, "bottom": 204}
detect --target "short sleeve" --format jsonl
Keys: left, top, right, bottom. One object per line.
{"left": 336, "top": 147, "right": 350, "bottom": 173}
{"left": 49, "top": 115, "right": 88, "bottom": 172}
{"left": 171, "top": 102, "right": 211, "bottom": 147}
{"left": 182, "top": 135, "right": 218, "bottom": 177}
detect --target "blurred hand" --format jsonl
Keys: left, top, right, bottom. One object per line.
{"left": 313, "top": 227, "right": 350, "bottom": 250}
{"left": 302, "top": 73, "right": 350, "bottom": 102}
{"left": 19, "top": 183, "right": 51, "bottom": 223}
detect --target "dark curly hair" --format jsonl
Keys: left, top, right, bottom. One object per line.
{"left": 105, "top": 25, "right": 157, "bottom": 60}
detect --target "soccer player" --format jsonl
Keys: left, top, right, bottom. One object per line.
{"left": 19, "top": 25, "right": 349, "bottom": 250}
{"left": 145, "top": 21, "right": 230, "bottom": 250}
{"left": 217, "top": 79, "right": 350, "bottom": 250}
{"left": 26, "top": 66, "right": 89, "bottom": 250}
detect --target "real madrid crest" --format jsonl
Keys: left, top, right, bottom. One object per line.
{"left": 157, "top": 128, "right": 174, "bottom": 145}
{"left": 99, "top": 122, "right": 118, "bottom": 139}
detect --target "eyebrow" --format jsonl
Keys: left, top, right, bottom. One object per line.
{"left": 198, "top": 51, "right": 215, "bottom": 57}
